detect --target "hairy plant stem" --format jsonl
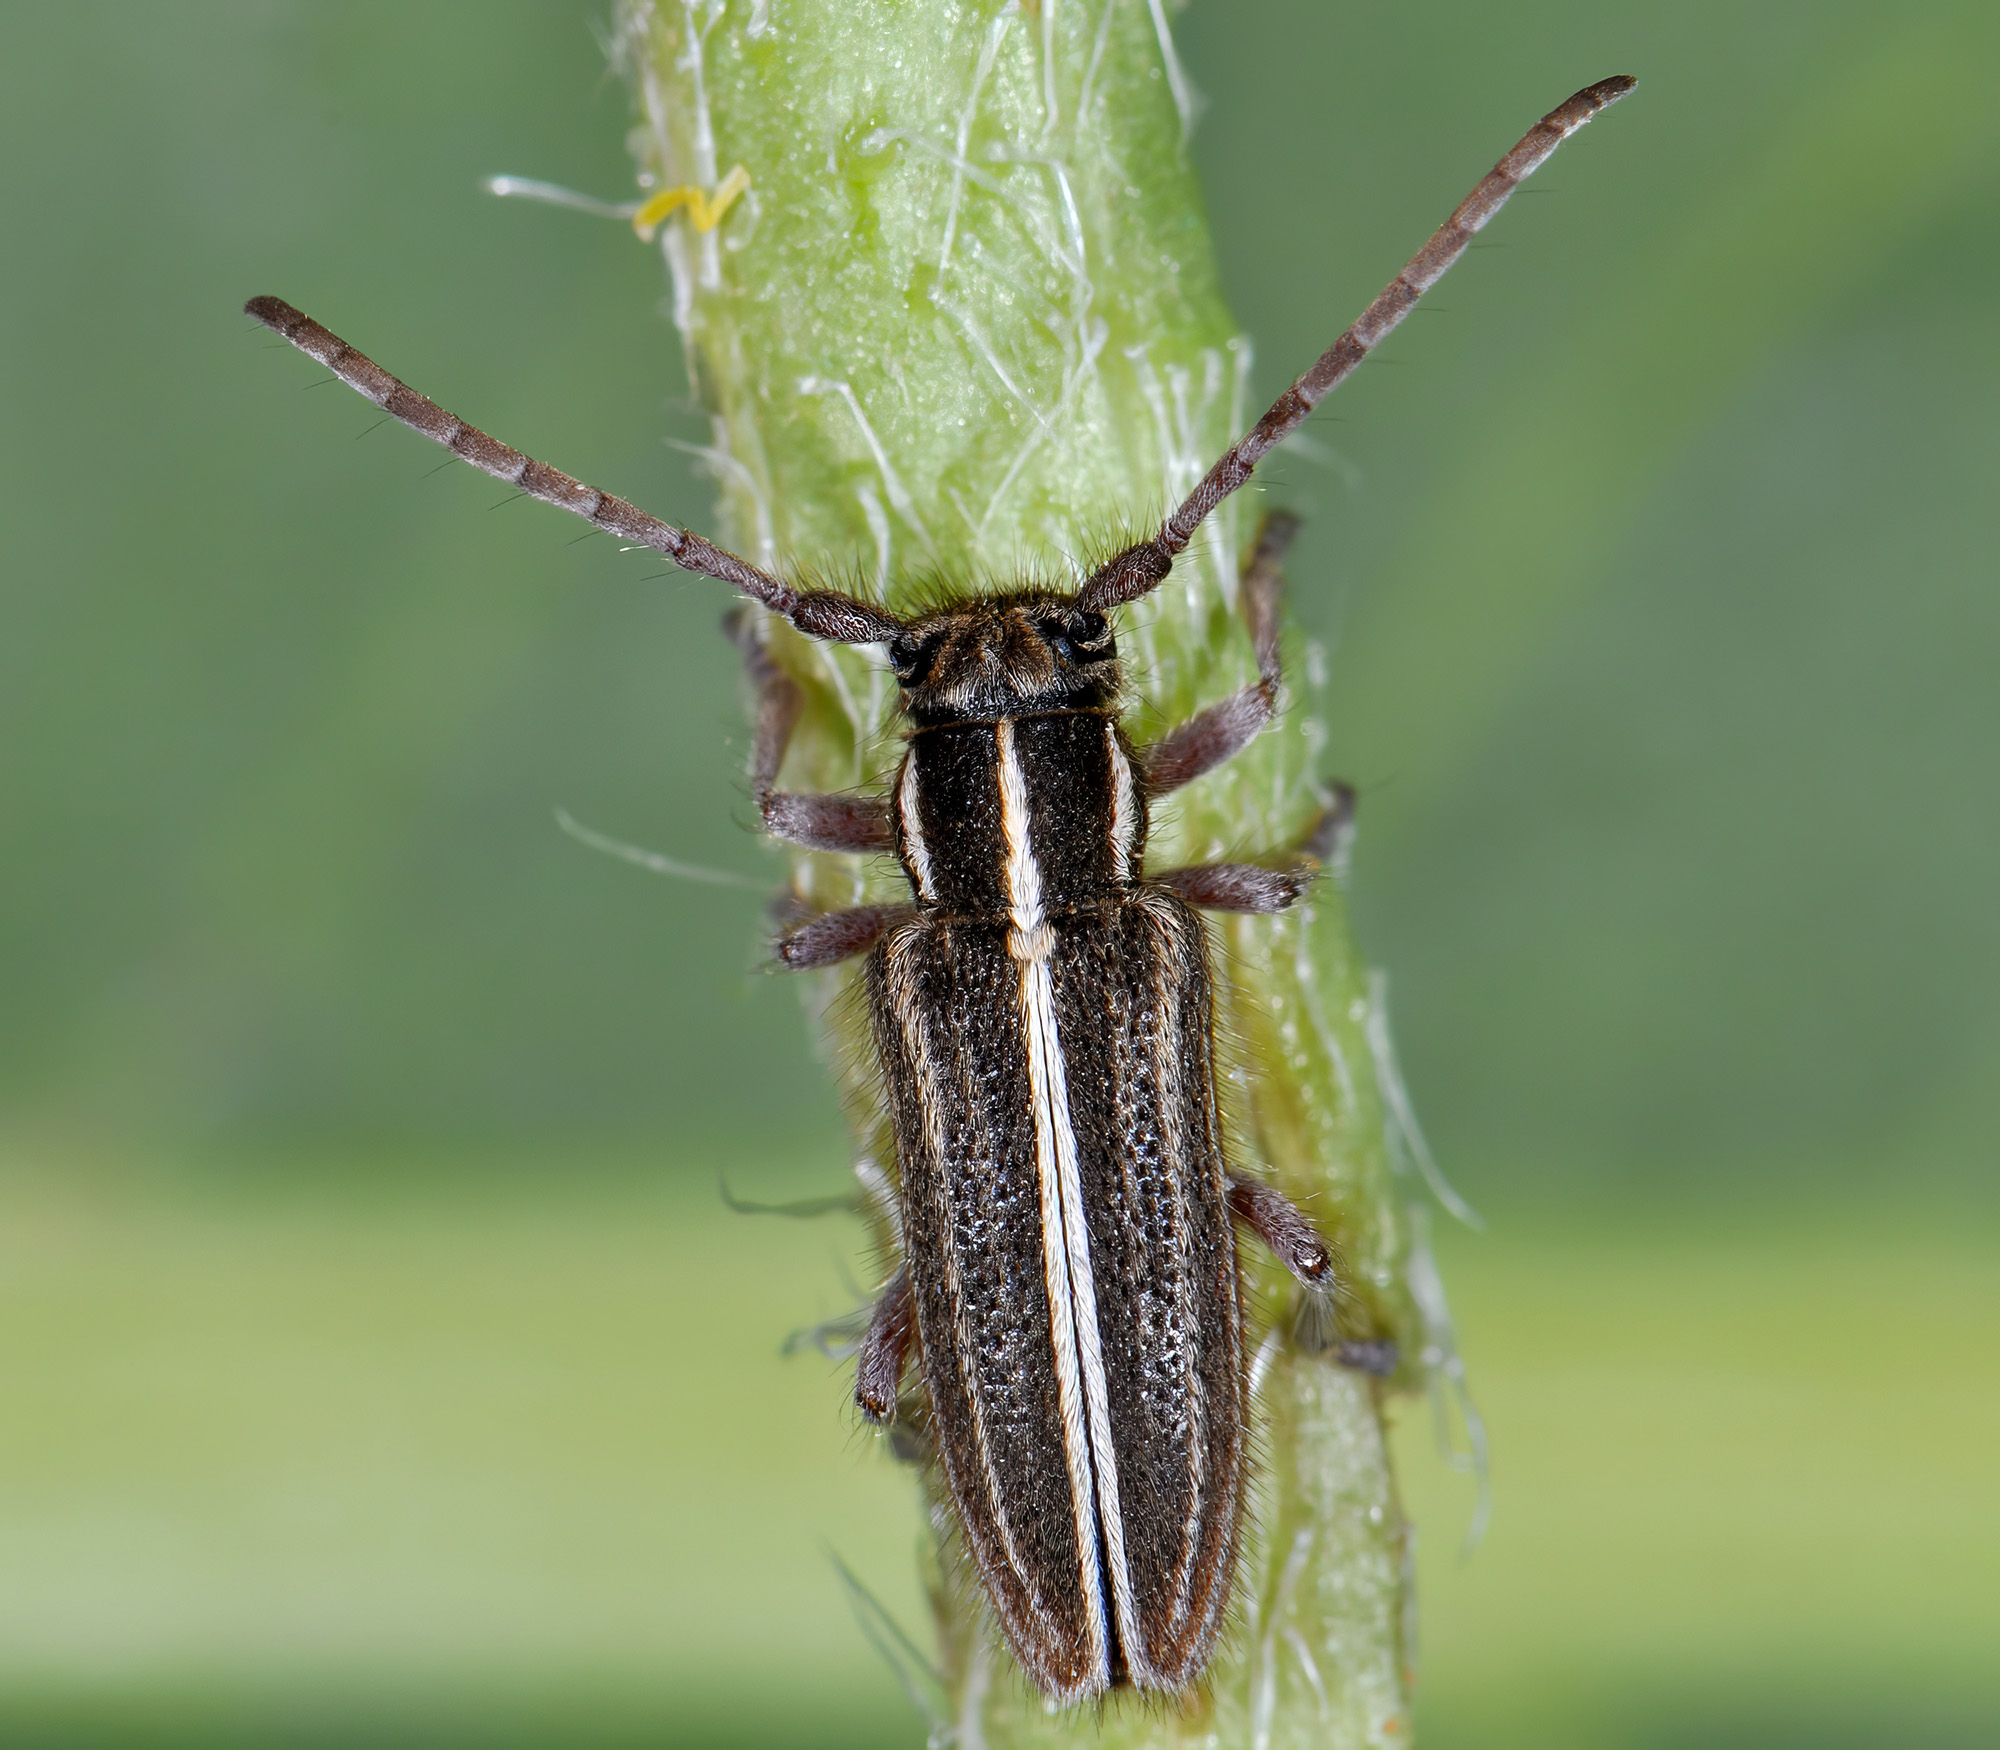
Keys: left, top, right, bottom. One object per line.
{"left": 616, "top": 4, "right": 1452, "bottom": 1743}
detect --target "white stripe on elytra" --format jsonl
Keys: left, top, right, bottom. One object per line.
{"left": 996, "top": 717, "right": 1138, "bottom": 1681}
{"left": 1105, "top": 724, "right": 1138, "bottom": 884}
{"left": 896, "top": 755, "right": 935, "bottom": 901}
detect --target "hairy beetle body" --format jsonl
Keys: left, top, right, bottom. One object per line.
{"left": 864, "top": 611, "right": 1245, "bottom": 1694}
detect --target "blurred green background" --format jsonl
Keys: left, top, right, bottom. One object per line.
{"left": 2, "top": 2, "right": 1994, "bottom": 1746}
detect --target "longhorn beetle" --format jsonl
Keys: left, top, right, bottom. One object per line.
{"left": 247, "top": 75, "right": 1633, "bottom": 1701}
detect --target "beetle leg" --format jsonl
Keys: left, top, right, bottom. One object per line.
{"left": 1141, "top": 510, "right": 1295, "bottom": 796}
{"left": 776, "top": 903, "right": 912, "bottom": 969}
{"left": 725, "top": 608, "right": 894, "bottom": 853}
{"left": 1153, "top": 861, "right": 1314, "bottom": 914}
{"left": 854, "top": 1266, "right": 915, "bottom": 1424}
{"left": 1228, "top": 1173, "right": 1332, "bottom": 1284}
{"left": 1228, "top": 1174, "right": 1399, "bottom": 1376}
{"left": 1151, "top": 782, "right": 1358, "bottom": 913}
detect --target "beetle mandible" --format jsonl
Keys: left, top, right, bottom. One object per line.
{"left": 247, "top": 74, "right": 1634, "bottom": 1701}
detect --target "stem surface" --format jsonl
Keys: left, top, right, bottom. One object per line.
{"left": 617, "top": 5, "right": 1445, "bottom": 1743}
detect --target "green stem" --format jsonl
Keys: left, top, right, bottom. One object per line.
{"left": 616, "top": 3, "right": 1443, "bottom": 1742}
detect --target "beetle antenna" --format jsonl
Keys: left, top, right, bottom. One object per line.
{"left": 243, "top": 295, "right": 905, "bottom": 645}
{"left": 1075, "top": 74, "right": 1636, "bottom": 615}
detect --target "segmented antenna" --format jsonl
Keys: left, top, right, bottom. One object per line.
{"left": 1077, "top": 75, "right": 1636, "bottom": 614}
{"left": 242, "top": 295, "right": 903, "bottom": 645}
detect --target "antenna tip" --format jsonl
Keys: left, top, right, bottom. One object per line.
{"left": 243, "top": 295, "right": 301, "bottom": 333}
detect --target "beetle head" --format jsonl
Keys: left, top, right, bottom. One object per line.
{"left": 889, "top": 593, "right": 1119, "bottom": 726}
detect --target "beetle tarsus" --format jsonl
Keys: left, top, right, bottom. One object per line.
{"left": 855, "top": 1267, "right": 915, "bottom": 1424}
{"left": 1227, "top": 1173, "right": 1334, "bottom": 1285}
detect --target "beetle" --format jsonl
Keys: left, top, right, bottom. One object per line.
{"left": 246, "top": 74, "right": 1633, "bottom": 1700}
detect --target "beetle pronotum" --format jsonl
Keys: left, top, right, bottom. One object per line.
{"left": 248, "top": 74, "right": 1633, "bottom": 1700}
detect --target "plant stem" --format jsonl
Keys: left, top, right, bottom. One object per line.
{"left": 616, "top": 3, "right": 1446, "bottom": 1742}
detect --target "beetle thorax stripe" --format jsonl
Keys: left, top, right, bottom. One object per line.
{"left": 896, "top": 755, "right": 935, "bottom": 901}
{"left": 994, "top": 719, "right": 1051, "bottom": 962}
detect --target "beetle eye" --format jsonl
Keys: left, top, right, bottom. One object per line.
{"left": 1061, "top": 610, "right": 1112, "bottom": 658}
{"left": 889, "top": 636, "right": 936, "bottom": 687}
{"left": 1038, "top": 611, "right": 1114, "bottom": 667}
